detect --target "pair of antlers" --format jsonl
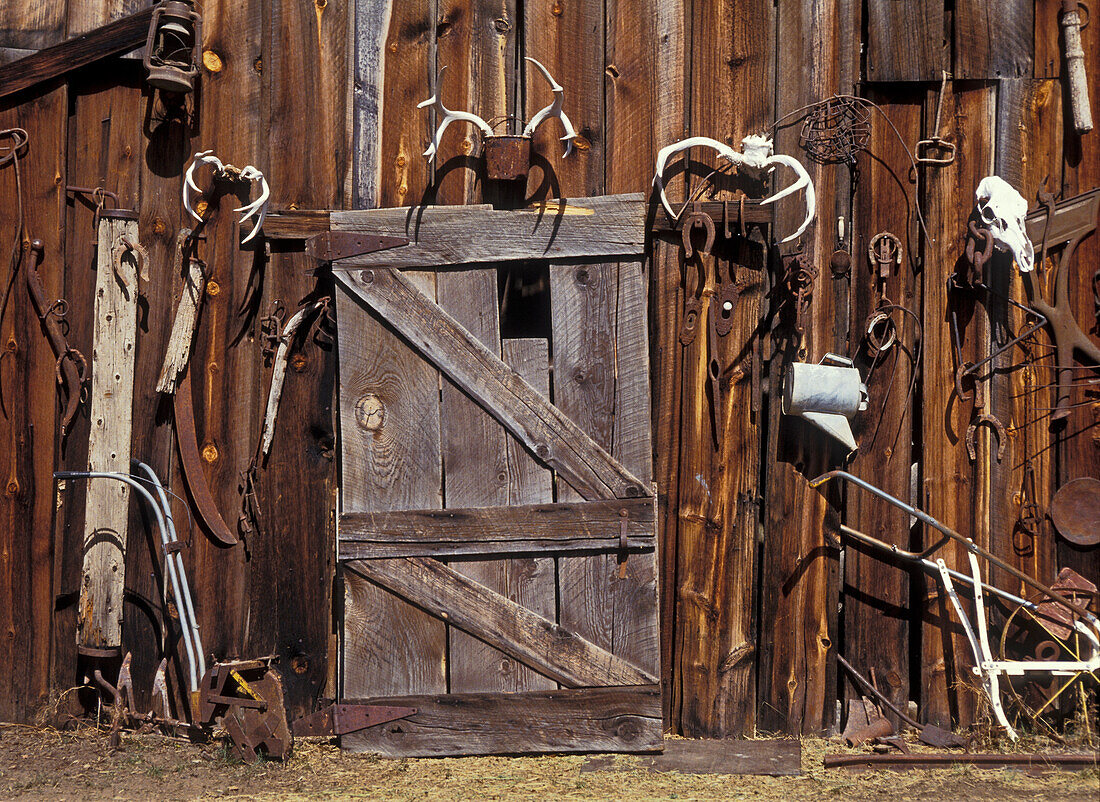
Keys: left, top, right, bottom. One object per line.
{"left": 419, "top": 57, "right": 576, "bottom": 163}
{"left": 654, "top": 134, "right": 816, "bottom": 244}
{"left": 183, "top": 150, "right": 270, "bottom": 243}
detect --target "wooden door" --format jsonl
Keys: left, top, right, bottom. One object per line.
{"left": 332, "top": 194, "right": 661, "bottom": 757}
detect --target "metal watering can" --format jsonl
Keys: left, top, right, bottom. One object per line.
{"left": 782, "top": 353, "right": 868, "bottom": 452}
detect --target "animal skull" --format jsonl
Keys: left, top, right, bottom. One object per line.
{"left": 653, "top": 134, "right": 816, "bottom": 243}
{"left": 183, "top": 150, "right": 270, "bottom": 244}
{"left": 974, "top": 175, "right": 1034, "bottom": 272}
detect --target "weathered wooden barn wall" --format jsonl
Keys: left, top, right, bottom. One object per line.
{"left": 1, "top": 0, "right": 345, "bottom": 722}
{"left": 0, "top": 0, "right": 1097, "bottom": 739}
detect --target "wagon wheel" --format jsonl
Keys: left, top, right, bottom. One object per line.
{"left": 998, "top": 590, "right": 1099, "bottom": 739}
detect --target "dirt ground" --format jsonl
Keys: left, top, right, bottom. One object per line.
{"left": 0, "top": 723, "right": 1096, "bottom": 801}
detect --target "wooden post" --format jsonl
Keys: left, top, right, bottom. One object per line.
{"left": 76, "top": 210, "right": 139, "bottom": 652}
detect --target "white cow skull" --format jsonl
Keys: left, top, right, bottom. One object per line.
{"left": 974, "top": 175, "right": 1034, "bottom": 272}
{"left": 653, "top": 134, "right": 816, "bottom": 243}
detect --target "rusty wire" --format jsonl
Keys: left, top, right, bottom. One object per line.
{"left": 798, "top": 96, "right": 872, "bottom": 165}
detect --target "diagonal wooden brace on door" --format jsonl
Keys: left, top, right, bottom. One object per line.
{"left": 334, "top": 267, "right": 649, "bottom": 501}
{"left": 344, "top": 556, "right": 659, "bottom": 688}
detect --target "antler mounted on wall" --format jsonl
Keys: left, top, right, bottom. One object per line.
{"left": 653, "top": 134, "right": 816, "bottom": 244}
{"left": 418, "top": 57, "right": 576, "bottom": 180}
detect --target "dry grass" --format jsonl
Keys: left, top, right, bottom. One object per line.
{"left": 0, "top": 723, "right": 1095, "bottom": 801}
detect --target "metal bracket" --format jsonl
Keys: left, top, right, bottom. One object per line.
{"left": 305, "top": 232, "right": 409, "bottom": 262}
{"left": 291, "top": 704, "right": 417, "bottom": 737}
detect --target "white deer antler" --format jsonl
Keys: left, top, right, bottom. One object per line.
{"left": 234, "top": 166, "right": 269, "bottom": 244}
{"left": 418, "top": 66, "right": 495, "bottom": 164}
{"left": 183, "top": 150, "right": 224, "bottom": 222}
{"left": 182, "top": 151, "right": 270, "bottom": 243}
{"left": 522, "top": 57, "right": 577, "bottom": 157}
{"left": 653, "top": 134, "right": 815, "bottom": 243}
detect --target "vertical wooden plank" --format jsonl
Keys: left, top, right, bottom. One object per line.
{"left": 652, "top": 238, "right": 684, "bottom": 728}
{"left": 1057, "top": 14, "right": 1100, "bottom": 588}
{"left": 186, "top": 0, "right": 265, "bottom": 664}
{"left": 843, "top": 90, "right": 920, "bottom": 728}
{"left": 549, "top": 258, "right": 658, "bottom": 678}
{"left": 256, "top": 0, "right": 347, "bottom": 718}
{"left": 0, "top": 84, "right": 66, "bottom": 722}
{"left": 523, "top": 0, "right": 604, "bottom": 196}
{"left": 666, "top": 0, "right": 772, "bottom": 739}
{"left": 954, "top": 0, "right": 1033, "bottom": 80}
{"left": 381, "top": 1, "right": 435, "bottom": 208}
{"left": 132, "top": 64, "right": 194, "bottom": 713}
{"left": 0, "top": 0, "right": 67, "bottom": 48}
{"left": 337, "top": 271, "right": 446, "bottom": 710}
{"left": 650, "top": 0, "right": 687, "bottom": 728}
{"left": 1034, "top": 0, "right": 1064, "bottom": 79}
{"left": 989, "top": 79, "right": 1059, "bottom": 598}
{"left": 604, "top": 0, "right": 655, "bottom": 195}
{"left": 758, "top": 0, "right": 855, "bottom": 736}
{"left": 921, "top": 83, "right": 995, "bottom": 728}
{"left": 77, "top": 214, "right": 139, "bottom": 651}
{"left": 66, "top": 1, "right": 154, "bottom": 38}
{"left": 865, "top": 0, "right": 942, "bottom": 82}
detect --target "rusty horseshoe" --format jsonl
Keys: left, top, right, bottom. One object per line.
{"left": 966, "top": 413, "right": 1007, "bottom": 462}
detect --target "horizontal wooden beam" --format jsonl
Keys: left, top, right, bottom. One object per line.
{"left": 265, "top": 209, "right": 331, "bottom": 240}
{"left": 343, "top": 556, "right": 659, "bottom": 688}
{"left": 653, "top": 198, "right": 774, "bottom": 231}
{"left": 329, "top": 194, "right": 645, "bottom": 267}
{"left": 339, "top": 685, "right": 663, "bottom": 757}
{"left": 264, "top": 196, "right": 773, "bottom": 243}
{"left": 0, "top": 8, "right": 155, "bottom": 101}
{"left": 339, "top": 497, "right": 656, "bottom": 559}
{"left": 335, "top": 268, "right": 649, "bottom": 500}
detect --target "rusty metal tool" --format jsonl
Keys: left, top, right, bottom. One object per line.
{"left": 1049, "top": 477, "right": 1100, "bottom": 547}
{"left": 681, "top": 203, "right": 716, "bottom": 259}
{"left": 23, "top": 239, "right": 86, "bottom": 436}
{"left": 1021, "top": 188, "right": 1100, "bottom": 421}
{"left": 174, "top": 366, "right": 239, "bottom": 547}
{"left": 292, "top": 704, "right": 418, "bottom": 737}
{"left": 868, "top": 231, "right": 902, "bottom": 282}
{"left": 965, "top": 413, "right": 1007, "bottom": 462}
{"left": 915, "top": 71, "right": 957, "bottom": 166}
{"left": 824, "top": 752, "right": 1098, "bottom": 771}
{"left": 837, "top": 654, "right": 968, "bottom": 749}
{"left": 199, "top": 659, "right": 291, "bottom": 762}
{"left": 304, "top": 232, "right": 409, "bottom": 262}
{"left": 813, "top": 471, "right": 1100, "bottom": 740}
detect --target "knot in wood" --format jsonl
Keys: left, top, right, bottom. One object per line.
{"left": 534, "top": 443, "right": 551, "bottom": 460}
{"left": 202, "top": 443, "right": 219, "bottom": 464}
{"left": 355, "top": 393, "right": 386, "bottom": 431}
{"left": 202, "top": 50, "right": 223, "bottom": 73}
{"left": 360, "top": 270, "right": 375, "bottom": 285}
{"left": 206, "top": 280, "right": 220, "bottom": 297}
{"left": 291, "top": 353, "right": 308, "bottom": 373}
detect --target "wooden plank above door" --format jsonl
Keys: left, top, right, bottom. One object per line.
{"left": 329, "top": 193, "right": 646, "bottom": 267}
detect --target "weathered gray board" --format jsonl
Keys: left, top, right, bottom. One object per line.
{"left": 336, "top": 195, "right": 659, "bottom": 757}
{"left": 328, "top": 193, "right": 645, "bottom": 268}
{"left": 77, "top": 213, "right": 139, "bottom": 650}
